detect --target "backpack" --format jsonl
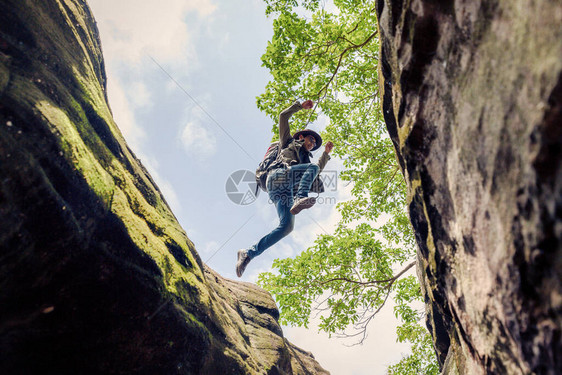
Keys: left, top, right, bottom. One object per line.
{"left": 255, "top": 141, "right": 281, "bottom": 193}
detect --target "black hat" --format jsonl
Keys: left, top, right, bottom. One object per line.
{"left": 292, "top": 129, "right": 322, "bottom": 151}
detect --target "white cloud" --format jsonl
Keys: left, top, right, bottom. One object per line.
{"left": 128, "top": 81, "right": 152, "bottom": 108}
{"left": 246, "top": 265, "right": 270, "bottom": 284}
{"left": 89, "top": 0, "right": 216, "bottom": 65}
{"left": 201, "top": 240, "right": 220, "bottom": 255}
{"left": 165, "top": 79, "right": 181, "bottom": 95}
{"left": 277, "top": 242, "right": 295, "bottom": 259}
{"left": 180, "top": 120, "right": 217, "bottom": 159}
{"left": 217, "top": 31, "right": 231, "bottom": 57}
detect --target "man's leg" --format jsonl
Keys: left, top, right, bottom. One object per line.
{"left": 246, "top": 192, "right": 294, "bottom": 259}
{"left": 288, "top": 163, "right": 320, "bottom": 214}
{"left": 236, "top": 169, "right": 294, "bottom": 277}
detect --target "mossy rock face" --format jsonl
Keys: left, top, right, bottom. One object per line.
{"left": 0, "top": 0, "right": 328, "bottom": 374}
{"left": 376, "top": 0, "right": 562, "bottom": 374}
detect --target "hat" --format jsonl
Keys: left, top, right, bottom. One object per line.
{"left": 293, "top": 129, "right": 322, "bottom": 151}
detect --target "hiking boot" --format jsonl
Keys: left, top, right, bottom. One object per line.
{"left": 290, "top": 196, "right": 317, "bottom": 215}
{"left": 236, "top": 249, "right": 251, "bottom": 277}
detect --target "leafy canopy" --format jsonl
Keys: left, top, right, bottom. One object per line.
{"left": 256, "top": 0, "right": 439, "bottom": 373}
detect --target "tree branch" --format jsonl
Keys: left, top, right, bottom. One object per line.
{"left": 315, "top": 30, "right": 379, "bottom": 99}
{"left": 317, "top": 261, "right": 416, "bottom": 288}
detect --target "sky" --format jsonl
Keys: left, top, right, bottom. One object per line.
{"left": 87, "top": 1, "right": 413, "bottom": 373}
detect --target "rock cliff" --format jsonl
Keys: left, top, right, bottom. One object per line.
{"left": 0, "top": 0, "right": 328, "bottom": 373}
{"left": 376, "top": 0, "right": 562, "bottom": 374}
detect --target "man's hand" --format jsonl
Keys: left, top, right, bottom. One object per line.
{"left": 324, "top": 141, "right": 334, "bottom": 154}
{"left": 302, "top": 100, "right": 314, "bottom": 109}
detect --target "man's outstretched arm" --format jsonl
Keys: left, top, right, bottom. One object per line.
{"left": 278, "top": 100, "right": 313, "bottom": 146}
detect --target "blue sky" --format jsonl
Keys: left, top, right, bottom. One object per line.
{"left": 88, "top": 1, "right": 413, "bottom": 373}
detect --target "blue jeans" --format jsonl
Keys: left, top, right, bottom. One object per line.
{"left": 247, "top": 163, "right": 320, "bottom": 259}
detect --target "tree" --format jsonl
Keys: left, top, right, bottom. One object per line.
{"left": 255, "top": 0, "right": 439, "bottom": 373}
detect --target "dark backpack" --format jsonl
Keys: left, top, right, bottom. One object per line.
{"left": 255, "top": 141, "right": 281, "bottom": 192}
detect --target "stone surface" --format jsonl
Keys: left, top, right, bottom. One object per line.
{"left": 376, "top": 0, "right": 562, "bottom": 374}
{"left": 0, "top": 0, "right": 328, "bottom": 374}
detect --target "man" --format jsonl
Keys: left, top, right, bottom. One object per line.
{"left": 236, "top": 100, "right": 334, "bottom": 277}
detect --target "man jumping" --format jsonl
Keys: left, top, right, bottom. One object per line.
{"left": 236, "top": 100, "right": 334, "bottom": 277}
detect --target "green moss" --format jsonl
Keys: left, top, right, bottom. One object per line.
{"left": 11, "top": 68, "right": 205, "bottom": 303}
{"left": 0, "top": 61, "right": 9, "bottom": 94}
{"left": 183, "top": 310, "right": 212, "bottom": 342}
{"left": 18, "top": 64, "right": 207, "bottom": 297}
